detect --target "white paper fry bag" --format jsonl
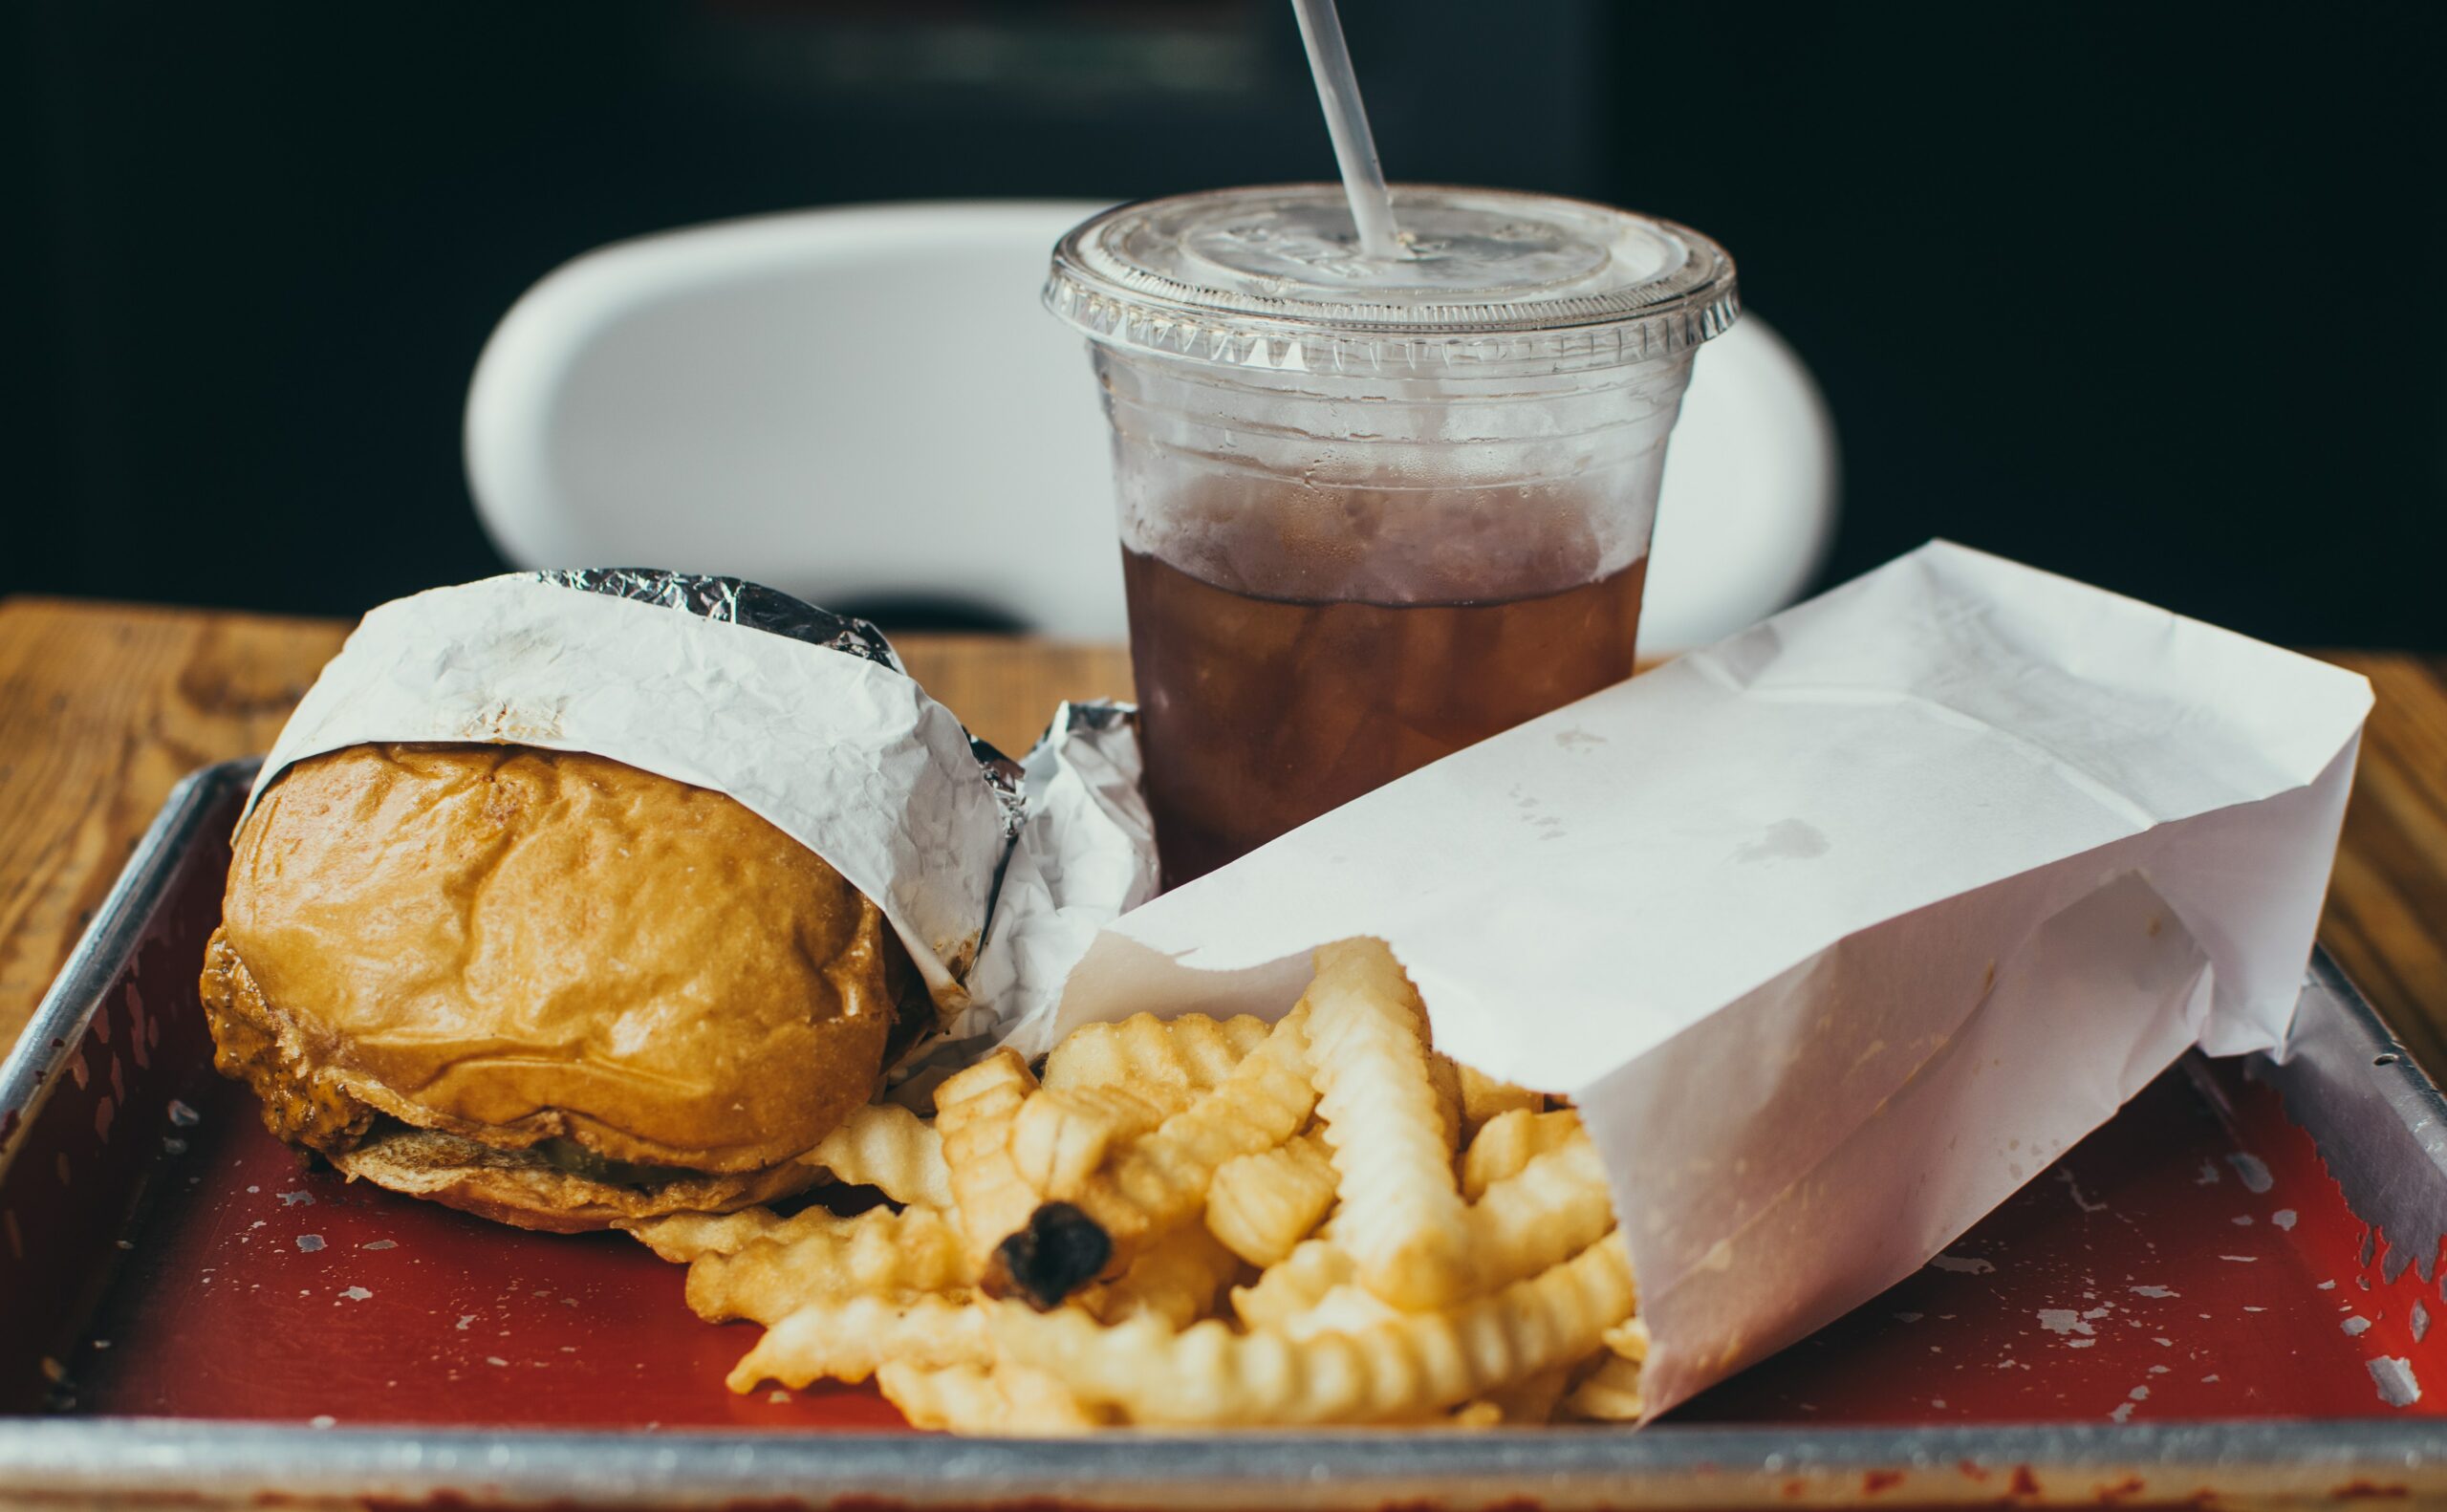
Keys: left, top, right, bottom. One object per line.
{"left": 1050, "top": 540, "right": 2372, "bottom": 1416}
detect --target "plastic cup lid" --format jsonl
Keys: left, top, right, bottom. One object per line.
{"left": 1046, "top": 184, "right": 1738, "bottom": 378}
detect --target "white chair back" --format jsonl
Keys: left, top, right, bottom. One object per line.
{"left": 466, "top": 200, "right": 1836, "bottom": 650}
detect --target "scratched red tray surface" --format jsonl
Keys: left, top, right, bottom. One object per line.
{"left": 42, "top": 1042, "right": 2443, "bottom": 1432}
{"left": 4, "top": 759, "right": 2446, "bottom": 1508}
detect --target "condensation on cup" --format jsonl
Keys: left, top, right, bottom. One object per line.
{"left": 1047, "top": 185, "right": 1739, "bottom": 887}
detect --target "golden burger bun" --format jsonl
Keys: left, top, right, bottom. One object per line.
{"left": 200, "top": 743, "right": 910, "bottom": 1232}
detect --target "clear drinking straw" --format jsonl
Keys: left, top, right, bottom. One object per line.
{"left": 1289, "top": 0, "right": 1404, "bottom": 261}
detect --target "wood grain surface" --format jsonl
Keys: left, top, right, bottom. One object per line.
{"left": 2318, "top": 652, "right": 2447, "bottom": 1075}
{"left": 1, "top": 597, "right": 2440, "bottom": 1085}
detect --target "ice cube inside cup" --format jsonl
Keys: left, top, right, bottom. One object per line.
{"left": 1047, "top": 184, "right": 1739, "bottom": 885}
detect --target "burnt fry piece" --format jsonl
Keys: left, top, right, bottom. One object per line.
{"left": 984, "top": 1201, "right": 1114, "bottom": 1311}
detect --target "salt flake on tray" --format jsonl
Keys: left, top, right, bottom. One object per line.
{"left": 2371, "top": 1357, "right": 2422, "bottom": 1407}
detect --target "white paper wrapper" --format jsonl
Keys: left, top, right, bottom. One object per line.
{"left": 1050, "top": 540, "right": 2372, "bottom": 1417}
{"left": 243, "top": 573, "right": 1155, "bottom": 1043}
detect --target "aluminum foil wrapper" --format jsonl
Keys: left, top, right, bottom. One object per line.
{"left": 241, "top": 569, "right": 1150, "bottom": 1049}
{"left": 942, "top": 699, "right": 1159, "bottom": 1063}
{"left": 527, "top": 568, "right": 907, "bottom": 670}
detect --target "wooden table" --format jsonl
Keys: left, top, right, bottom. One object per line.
{"left": 3, "top": 595, "right": 2442, "bottom": 1080}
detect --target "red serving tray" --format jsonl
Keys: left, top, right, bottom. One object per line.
{"left": 4, "top": 760, "right": 2445, "bottom": 1507}
{"left": 39, "top": 1040, "right": 2439, "bottom": 1433}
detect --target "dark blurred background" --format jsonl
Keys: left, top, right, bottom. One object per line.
{"left": 6, "top": 0, "right": 2442, "bottom": 646}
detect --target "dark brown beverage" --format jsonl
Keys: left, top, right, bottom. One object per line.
{"left": 1050, "top": 184, "right": 1733, "bottom": 890}
{"left": 1124, "top": 548, "right": 1649, "bottom": 887}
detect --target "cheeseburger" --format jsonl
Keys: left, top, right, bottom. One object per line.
{"left": 200, "top": 741, "right": 919, "bottom": 1232}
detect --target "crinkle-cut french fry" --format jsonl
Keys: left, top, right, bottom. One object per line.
{"left": 1204, "top": 1131, "right": 1337, "bottom": 1267}
{"left": 1427, "top": 1053, "right": 1465, "bottom": 1155}
{"left": 1276, "top": 1283, "right": 1402, "bottom": 1342}
{"left": 1562, "top": 1351, "right": 1645, "bottom": 1421}
{"left": 1307, "top": 940, "right": 1478, "bottom": 1310}
{"left": 936, "top": 1048, "right": 1040, "bottom": 1269}
{"left": 995, "top": 1360, "right": 1113, "bottom": 1429}
{"left": 877, "top": 1359, "right": 1105, "bottom": 1434}
{"left": 1006, "top": 1090, "right": 1108, "bottom": 1201}
{"left": 725, "top": 1292, "right": 988, "bottom": 1391}
{"left": 1463, "top": 1132, "right": 1616, "bottom": 1294}
{"left": 875, "top": 1360, "right": 999, "bottom": 1432}
{"left": 1456, "top": 1064, "right": 1545, "bottom": 1143}
{"left": 1498, "top": 1363, "right": 1577, "bottom": 1424}
{"left": 622, "top": 1206, "right": 790, "bottom": 1264}
{"left": 1229, "top": 1238, "right": 1354, "bottom": 1331}
{"left": 1602, "top": 1316, "right": 1650, "bottom": 1363}
{"left": 1058, "top": 1004, "right": 1317, "bottom": 1275}
{"left": 802, "top": 1102, "right": 952, "bottom": 1210}
{"left": 1459, "top": 1365, "right": 1574, "bottom": 1426}
{"left": 1042, "top": 1012, "right": 1270, "bottom": 1098}
{"left": 990, "top": 1236, "right": 1635, "bottom": 1426}
{"left": 1449, "top": 1399, "right": 1505, "bottom": 1429}
{"left": 1007, "top": 1083, "right": 1178, "bottom": 1199}
{"left": 632, "top": 1197, "right": 945, "bottom": 1267}
{"left": 1080, "top": 1223, "right": 1243, "bottom": 1329}
{"left": 685, "top": 1204, "right": 969, "bottom": 1325}
{"left": 1460, "top": 1109, "right": 1584, "bottom": 1200}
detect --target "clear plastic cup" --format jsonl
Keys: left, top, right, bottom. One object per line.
{"left": 1046, "top": 184, "right": 1738, "bottom": 886}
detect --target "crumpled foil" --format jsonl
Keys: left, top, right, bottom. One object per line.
{"left": 889, "top": 694, "right": 1158, "bottom": 1091}
{"left": 527, "top": 568, "right": 903, "bottom": 670}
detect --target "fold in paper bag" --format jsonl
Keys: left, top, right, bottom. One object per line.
{"left": 1047, "top": 540, "right": 2373, "bottom": 1417}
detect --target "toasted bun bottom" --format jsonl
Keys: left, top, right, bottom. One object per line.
{"left": 329, "top": 1126, "right": 817, "bottom": 1235}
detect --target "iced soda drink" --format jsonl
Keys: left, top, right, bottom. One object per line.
{"left": 1047, "top": 186, "right": 1737, "bottom": 886}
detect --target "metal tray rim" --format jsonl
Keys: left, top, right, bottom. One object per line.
{"left": 0, "top": 757, "right": 259, "bottom": 1170}
{"left": 3, "top": 1416, "right": 2445, "bottom": 1507}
